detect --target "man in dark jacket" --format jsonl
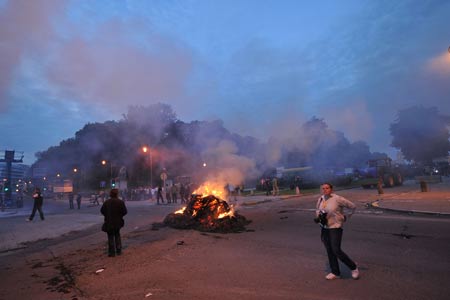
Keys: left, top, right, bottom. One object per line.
{"left": 101, "top": 189, "right": 127, "bottom": 257}
{"left": 27, "top": 187, "right": 45, "bottom": 221}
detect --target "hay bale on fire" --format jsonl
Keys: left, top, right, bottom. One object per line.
{"left": 164, "top": 194, "right": 251, "bottom": 233}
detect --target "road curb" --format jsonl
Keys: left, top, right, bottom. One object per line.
{"left": 0, "top": 210, "right": 19, "bottom": 217}
{"left": 369, "top": 201, "right": 450, "bottom": 218}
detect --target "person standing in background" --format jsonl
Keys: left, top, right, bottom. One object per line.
{"left": 68, "top": 192, "right": 74, "bottom": 209}
{"left": 156, "top": 185, "right": 164, "bottom": 205}
{"left": 76, "top": 193, "right": 82, "bottom": 209}
{"left": 272, "top": 177, "right": 279, "bottom": 196}
{"left": 264, "top": 178, "right": 271, "bottom": 196}
{"left": 171, "top": 184, "right": 178, "bottom": 204}
{"left": 294, "top": 176, "right": 302, "bottom": 195}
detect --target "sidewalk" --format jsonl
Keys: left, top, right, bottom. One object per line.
{"left": 369, "top": 177, "right": 450, "bottom": 216}
{"left": 0, "top": 197, "right": 103, "bottom": 253}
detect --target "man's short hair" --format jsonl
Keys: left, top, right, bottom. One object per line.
{"left": 110, "top": 188, "right": 119, "bottom": 198}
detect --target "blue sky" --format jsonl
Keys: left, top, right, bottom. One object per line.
{"left": 1, "top": 0, "right": 449, "bottom": 165}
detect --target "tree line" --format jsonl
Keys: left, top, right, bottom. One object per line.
{"left": 31, "top": 103, "right": 450, "bottom": 189}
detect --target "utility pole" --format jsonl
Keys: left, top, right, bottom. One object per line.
{"left": 0, "top": 150, "right": 24, "bottom": 208}
{"left": 142, "top": 146, "right": 153, "bottom": 187}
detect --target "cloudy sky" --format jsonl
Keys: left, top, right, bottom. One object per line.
{"left": 1, "top": 0, "right": 449, "bottom": 165}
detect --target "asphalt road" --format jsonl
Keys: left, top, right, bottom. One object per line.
{"left": 0, "top": 189, "right": 449, "bottom": 300}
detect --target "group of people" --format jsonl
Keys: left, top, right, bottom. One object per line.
{"left": 26, "top": 181, "right": 361, "bottom": 279}
{"left": 155, "top": 183, "right": 191, "bottom": 205}
{"left": 68, "top": 192, "right": 83, "bottom": 209}
{"left": 260, "top": 177, "right": 279, "bottom": 196}
{"left": 260, "top": 176, "right": 303, "bottom": 196}
{"left": 103, "top": 184, "right": 193, "bottom": 205}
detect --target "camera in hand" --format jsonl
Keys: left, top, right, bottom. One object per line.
{"left": 314, "top": 210, "right": 328, "bottom": 226}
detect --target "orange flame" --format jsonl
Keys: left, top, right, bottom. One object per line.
{"left": 173, "top": 181, "right": 235, "bottom": 219}
{"left": 193, "top": 181, "right": 226, "bottom": 199}
{"left": 218, "top": 204, "right": 235, "bottom": 219}
{"left": 175, "top": 207, "right": 186, "bottom": 214}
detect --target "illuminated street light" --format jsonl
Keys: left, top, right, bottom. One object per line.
{"left": 142, "top": 146, "right": 153, "bottom": 187}
{"left": 73, "top": 168, "right": 78, "bottom": 173}
{"left": 203, "top": 162, "right": 207, "bottom": 167}
{"left": 101, "top": 160, "right": 113, "bottom": 187}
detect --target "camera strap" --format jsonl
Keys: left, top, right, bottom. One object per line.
{"left": 319, "top": 196, "right": 328, "bottom": 210}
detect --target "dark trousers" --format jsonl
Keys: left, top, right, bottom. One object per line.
{"left": 29, "top": 203, "right": 44, "bottom": 220}
{"left": 107, "top": 229, "right": 122, "bottom": 256}
{"left": 321, "top": 228, "right": 356, "bottom": 276}
{"left": 157, "top": 193, "right": 164, "bottom": 204}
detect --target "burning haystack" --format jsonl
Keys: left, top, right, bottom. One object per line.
{"left": 164, "top": 194, "right": 251, "bottom": 233}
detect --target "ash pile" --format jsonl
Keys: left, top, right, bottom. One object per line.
{"left": 163, "top": 194, "right": 251, "bottom": 233}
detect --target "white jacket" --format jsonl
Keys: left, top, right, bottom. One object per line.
{"left": 316, "top": 193, "right": 356, "bottom": 229}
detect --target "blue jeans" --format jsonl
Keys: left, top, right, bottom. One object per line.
{"left": 321, "top": 228, "right": 356, "bottom": 276}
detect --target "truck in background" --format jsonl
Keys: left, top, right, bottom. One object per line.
{"left": 356, "top": 158, "right": 403, "bottom": 188}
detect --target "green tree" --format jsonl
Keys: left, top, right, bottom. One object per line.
{"left": 390, "top": 106, "right": 450, "bottom": 165}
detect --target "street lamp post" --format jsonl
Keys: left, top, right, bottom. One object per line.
{"left": 101, "top": 160, "right": 113, "bottom": 187}
{"left": 72, "top": 168, "right": 78, "bottom": 193}
{"left": 142, "top": 146, "right": 153, "bottom": 187}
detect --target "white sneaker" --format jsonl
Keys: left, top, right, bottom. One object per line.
{"left": 351, "top": 268, "right": 360, "bottom": 279}
{"left": 325, "top": 273, "right": 340, "bottom": 280}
